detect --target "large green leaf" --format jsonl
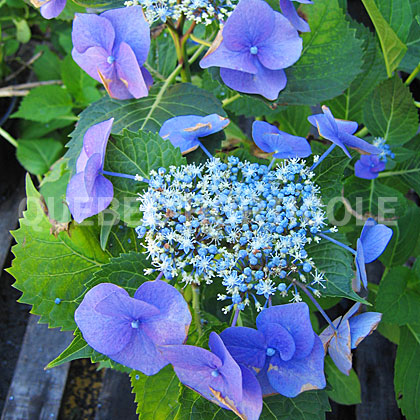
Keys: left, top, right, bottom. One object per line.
{"left": 394, "top": 325, "right": 420, "bottom": 420}
{"left": 306, "top": 235, "right": 365, "bottom": 302}
{"left": 7, "top": 175, "right": 109, "bottom": 330}
{"left": 399, "top": 0, "right": 420, "bottom": 74}
{"left": 377, "top": 0, "right": 413, "bottom": 42}
{"left": 375, "top": 266, "right": 420, "bottom": 325}
{"left": 12, "top": 85, "right": 73, "bottom": 123}
{"left": 325, "top": 357, "right": 361, "bottom": 405}
{"left": 326, "top": 22, "right": 387, "bottom": 121}
{"left": 66, "top": 83, "right": 225, "bottom": 173}
{"left": 276, "top": 0, "right": 363, "bottom": 106}
{"left": 266, "top": 106, "right": 312, "bottom": 137}
{"left": 147, "top": 31, "right": 178, "bottom": 79}
{"left": 361, "top": 0, "right": 408, "bottom": 76}
{"left": 343, "top": 176, "right": 407, "bottom": 219}
{"left": 380, "top": 206, "right": 420, "bottom": 266}
{"left": 131, "top": 366, "right": 181, "bottom": 419}
{"left": 86, "top": 251, "right": 153, "bottom": 294}
{"left": 16, "top": 138, "right": 64, "bottom": 175}
{"left": 176, "top": 387, "right": 330, "bottom": 420}
{"left": 104, "top": 129, "right": 186, "bottom": 225}
{"left": 363, "top": 76, "right": 418, "bottom": 145}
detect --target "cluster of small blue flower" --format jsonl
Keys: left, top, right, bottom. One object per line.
{"left": 372, "top": 137, "right": 395, "bottom": 163}
{"left": 124, "top": 0, "right": 237, "bottom": 24}
{"left": 136, "top": 156, "right": 329, "bottom": 313}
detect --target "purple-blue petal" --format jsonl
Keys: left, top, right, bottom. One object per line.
{"left": 115, "top": 41, "right": 149, "bottom": 99}
{"left": 75, "top": 284, "right": 134, "bottom": 355}
{"left": 220, "top": 326, "right": 267, "bottom": 370}
{"left": 256, "top": 302, "right": 315, "bottom": 359}
{"left": 200, "top": 34, "right": 258, "bottom": 73}
{"left": 256, "top": 366, "right": 278, "bottom": 396}
{"left": 258, "top": 12, "right": 302, "bottom": 70}
{"left": 349, "top": 312, "right": 382, "bottom": 349}
{"left": 71, "top": 46, "right": 110, "bottom": 85}
{"left": 220, "top": 64, "right": 287, "bottom": 101}
{"left": 355, "top": 238, "right": 367, "bottom": 290}
{"left": 328, "top": 320, "right": 352, "bottom": 375}
{"left": 360, "top": 219, "right": 393, "bottom": 263}
{"left": 342, "top": 302, "right": 362, "bottom": 323}
{"left": 339, "top": 132, "right": 381, "bottom": 155}
{"left": 72, "top": 13, "right": 115, "bottom": 54}
{"left": 40, "top": 0, "right": 66, "bottom": 19}
{"left": 279, "top": 0, "right": 310, "bottom": 32}
{"left": 335, "top": 119, "right": 358, "bottom": 135}
{"left": 237, "top": 365, "right": 263, "bottom": 420}
{"left": 223, "top": 0, "right": 275, "bottom": 52}
{"left": 258, "top": 322, "right": 296, "bottom": 361}
{"left": 134, "top": 280, "right": 191, "bottom": 345}
{"left": 266, "top": 334, "right": 326, "bottom": 397}
{"left": 101, "top": 6, "right": 150, "bottom": 65}
{"left": 354, "top": 157, "right": 381, "bottom": 179}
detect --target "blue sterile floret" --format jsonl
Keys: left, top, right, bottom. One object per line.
{"left": 136, "top": 157, "right": 329, "bottom": 313}
{"left": 372, "top": 137, "right": 395, "bottom": 163}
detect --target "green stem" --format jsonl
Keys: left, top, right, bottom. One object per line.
{"left": 368, "top": 178, "right": 374, "bottom": 215}
{"left": 222, "top": 93, "right": 241, "bottom": 107}
{"left": 405, "top": 61, "right": 420, "bottom": 85}
{"left": 377, "top": 168, "right": 420, "bottom": 178}
{"left": 414, "top": 101, "right": 420, "bottom": 108}
{"left": 167, "top": 21, "right": 191, "bottom": 83}
{"left": 355, "top": 126, "right": 369, "bottom": 138}
{"left": 190, "top": 34, "right": 212, "bottom": 47}
{"left": 191, "top": 284, "right": 202, "bottom": 335}
{"left": 0, "top": 127, "right": 18, "bottom": 148}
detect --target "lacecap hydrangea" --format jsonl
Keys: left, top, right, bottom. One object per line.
{"left": 135, "top": 156, "right": 329, "bottom": 313}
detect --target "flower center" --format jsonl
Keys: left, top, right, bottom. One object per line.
{"left": 266, "top": 347, "right": 276, "bottom": 357}
{"left": 211, "top": 369, "right": 220, "bottom": 377}
{"left": 107, "top": 55, "right": 115, "bottom": 64}
{"left": 250, "top": 46, "right": 258, "bottom": 55}
{"left": 131, "top": 320, "right": 140, "bottom": 329}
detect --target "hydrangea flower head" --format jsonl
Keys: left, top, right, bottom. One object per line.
{"left": 252, "top": 121, "right": 311, "bottom": 159}
{"left": 279, "top": 0, "right": 312, "bottom": 32}
{"left": 355, "top": 218, "right": 393, "bottom": 290}
{"left": 136, "top": 157, "right": 329, "bottom": 312}
{"left": 200, "top": 0, "right": 303, "bottom": 100}
{"left": 75, "top": 280, "right": 191, "bottom": 375}
{"left": 372, "top": 137, "right": 395, "bottom": 162}
{"left": 308, "top": 106, "right": 380, "bottom": 158}
{"left": 220, "top": 303, "right": 326, "bottom": 397}
{"left": 159, "top": 114, "right": 230, "bottom": 154}
{"left": 354, "top": 154, "right": 386, "bottom": 179}
{"left": 72, "top": 7, "right": 152, "bottom": 100}
{"left": 66, "top": 118, "right": 114, "bottom": 223}
{"left": 31, "top": 0, "right": 66, "bottom": 19}
{"left": 320, "top": 303, "right": 382, "bottom": 375}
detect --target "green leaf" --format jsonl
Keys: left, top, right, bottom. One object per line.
{"left": 343, "top": 176, "right": 408, "bottom": 218}
{"left": 147, "top": 31, "right": 178, "bottom": 78}
{"left": 375, "top": 266, "right": 420, "bottom": 325}
{"left": 7, "top": 175, "right": 109, "bottom": 330}
{"left": 131, "top": 365, "right": 181, "bottom": 419}
{"left": 377, "top": 0, "right": 413, "bottom": 42}
{"left": 39, "top": 159, "right": 72, "bottom": 223}
{"left": 326, "top": 22, "right": 388, "bottom": 121}
{"left": 266, "top": 106, "right": 311, "bottom": 137}
{"left": 361, "top": 0, "right": 408, "bottom": 76}
{"left": 380, "top": 206, "right": 420, "bottom": 266}
{"left": 12, "top": 85, "right": 73, "bottom": 123}
{"left": 99, "top": 208, "right": 120, "bottom": 251}
{"left": 104, "top": 129, "right": 186, "bottom": 225}
{"left": 71, "top": 0, "right": 123, "bottom": 9}
{"left": 399, "top": 1, "right": 420, "bottom": 74}
{"left": 87, "top": 251, "right": 154, "bottom": 294}
{"left": 312, "top": 145, "right": 349, "bottom": 205}
{"left": 276, "top": 0, "right": 363, "bottom": 106}
{"left": 66, "top": 83, "right": 225, "bottom": 173}
{"left": 33, "top": 45, "right": 62, "bottom": 81}
{"left": 47, "top": 334, "right": 92, "bottom": 368}
{"left": 325, "top": 357, "right": 361, "bottom": 405}
{"left": 61, "top": 55, "right": 101, "bottom": 105}
{"left": 107, "top": 222, "right": 140, "bottom": 256}
{"left": 13, "top": 19, "right": 30, "bottom": 43}
{"left": 305, "top": 235, "right": 365, "bottom": 302}
{"left": 16, "top": 138, "right": 64, "bottom": 175}
{"left": 394, "top": 325, "right": 420, "bottom": 419}
{"left": 363, "top": 76, "right": 418, "bottom": 145}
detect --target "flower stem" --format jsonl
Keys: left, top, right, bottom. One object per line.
{"left": 268, "top": 157, "right": 276, "bottom": 171}
{"left": 190, "top": 34, "right": 212, "bottom": 47}
{"left": 0, "top": 127, "right": 18, "bottom": 148}
{"left": 310, "top": 144, "right": 335, "bottom": 171}
{"left": 296, "top": 281, "right": 337, "bottom": 332}
{"left": 405, "top": 61, "right": 420, "bottom": 85}
{"left": 102, "top": 170, "right": 147, "bottom": 181}
{"left": 199, "top": 141, "right": 214, "bottom": 159}
{"left": 318, "top": 232, "right": 357, "bottom": 255}
{"left": 191, "top": 284, "right": 202, "bottom": 335}
{"left": 355, "top": 126, "right": 369, "bottom": 138}
{"left": 222, "top": 93, "right": 241, "bottom": 107}
{"left": 231, "top": 308, "right": 240, "bottom": 327}
{"left": 167, "top": 20, "right": 191, "bottom": 83}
